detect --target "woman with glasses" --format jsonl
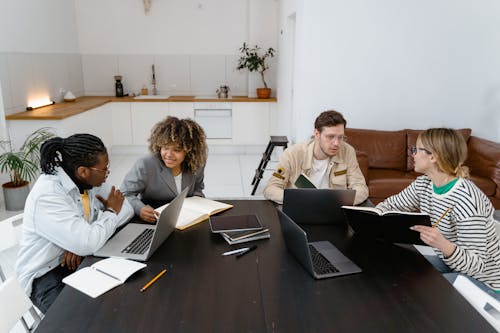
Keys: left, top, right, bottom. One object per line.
{"left": 121, "top": 116, "right": 208, "bottom": 222}
{"left": 375, "top": 128, "right": 500, "bottom": 298}
{"left": 16, "top": 134, "right": 134, "bottom": 313}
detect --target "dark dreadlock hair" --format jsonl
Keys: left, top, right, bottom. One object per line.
{"left": 40, "top": 134, "right": 107, "bottom": 175}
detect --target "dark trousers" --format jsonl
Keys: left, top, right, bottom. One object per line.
{"left": 30, "top": 265, "right": 73, "bottom": 313}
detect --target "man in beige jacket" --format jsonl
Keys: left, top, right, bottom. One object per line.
{"left": 263, "top": 110, "right": 368, "bottom": 205}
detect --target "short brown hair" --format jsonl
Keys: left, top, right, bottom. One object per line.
{"left": 418, "top": 128, "right": 469, "bottom": 178}
{"left": 148, "top": 116, "right": 208, "bottom": 174}
{"left": 314, "top": 110, "right": 347, "bottom": 131}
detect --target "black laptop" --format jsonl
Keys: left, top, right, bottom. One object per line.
{"left": 283, "top": 188, "right": 356, "bottom": 225}
{"left": 277, "top": 210, "right": 361, "bottom": 279}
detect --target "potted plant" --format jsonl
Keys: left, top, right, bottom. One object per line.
{"left": 0, "top": 127, "right": 56, "bottom": 210}
{"left": 237, "top": 42, "right": 276, "bottom": 99}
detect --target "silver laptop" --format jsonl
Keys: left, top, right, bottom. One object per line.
{"left": 94, "top": 187, "right": 188, "bottom": 261}
{"left": 277, "top": 209, "right": 362, "bottom": 279}
{"left": 283, "top": 189, "right": 356, "bottom": 225}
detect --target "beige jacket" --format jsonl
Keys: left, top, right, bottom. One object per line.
{"left": 263, "top": 139, "right": 368, "bottom": 205}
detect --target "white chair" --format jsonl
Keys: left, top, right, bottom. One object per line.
{"left": 0, "top": 213, "right": 24, "bottom": 252}
{"left": 0, "top": 266, "right": 42, "bottom": 333}
{"left": 453, "top": 275, "right": 500, "bottom": 331}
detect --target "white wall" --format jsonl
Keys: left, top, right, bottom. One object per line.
{"left": 279, "top": 0, "right": 500, "bottom": 143}
{"left": 0, "top": 0, "right": 83, "bottom": 115}
{"left": 74, "top": 0, "right": 279, "bottom": 97}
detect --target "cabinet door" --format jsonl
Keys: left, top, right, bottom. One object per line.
{"left": 130, "top": 103, "right": 169, "bottom": 145}
{"left": 169, "top": 102, "right": 194, "bottom": 119}
{"left": 232, "top": 103, "right": 270, "bottom": 145}
{"left": 110, "top": 103, "right": 133, "bottom": 145}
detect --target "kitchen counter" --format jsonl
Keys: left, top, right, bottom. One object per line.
{"left": 5, "top": 95, "right": 277, "bottom": 120}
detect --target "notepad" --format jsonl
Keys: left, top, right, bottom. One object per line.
{"left": 294, "top": 173, "right": 316, "bottom": 188}
{"left": 156, "top": 196, "right": 233, "bottom": 230}
{"left": 62, "top": 258, "right": 146, "bottom": 298}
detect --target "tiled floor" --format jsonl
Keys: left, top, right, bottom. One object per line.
{"left": 0, "top": 149, "right": 279, "bottom": 332}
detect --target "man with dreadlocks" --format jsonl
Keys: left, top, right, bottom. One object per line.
{"left": 121, "top": 116, "right": 208, "bottom": 222}
{"left": 16, "top": 133, "right": 134, "bottom": 313}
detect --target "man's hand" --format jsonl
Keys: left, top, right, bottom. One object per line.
{"left": 410, "top": 225, "right": 456, "bottom": 257}
{"left": 96, "top": 186, "right": 124, "bottom": 214}
{"left": 140, "top": 205, "right": 160, "bottom": 223}
{"left": 60, "top": 251, "right": 82, "bottom": 270}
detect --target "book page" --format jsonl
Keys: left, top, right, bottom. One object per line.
{"left": 176, "top": 207, "right": 207, "bottom": 228}
{"left": 341, "top": 206, "right": 426, "bottom": 216}
{"left": 342, "top": 206, "right": 382, "bottom": 214}
{"left": 62, "top": 266, "right": 122, "bottom": 298}
{"left": 92, "top": 257, "right": 146, "bottom": 283}
{"left": 182, "top": 197, "right": 233, "bottom": 215}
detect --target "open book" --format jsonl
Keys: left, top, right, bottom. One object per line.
{"left": 341, "top": 206, "right": 431, "bottom": 245}
{"left": 62, "top": 258, "right": 146, "bottom": 298}
{"left": 294, "top": 173, "right": 316, "bottom": 188}
{"left": 341, "top": 206, "right": 428, "bottom": 216}
{"left": 156, "top": 196, "right": 233, "bottom": 230}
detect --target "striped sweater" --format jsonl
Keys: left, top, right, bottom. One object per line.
{"left": 376, "top": 176, "right": 500, "bottom": 290}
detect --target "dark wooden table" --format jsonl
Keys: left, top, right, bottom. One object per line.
{"left": 35, "top": 200, "right": 495, "bottom": 332}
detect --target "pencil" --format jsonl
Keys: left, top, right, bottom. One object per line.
{"left": 140, "top": 269, "right": 167, "bottom": 292}
{"left": 432, "top": 208, "right": 451, "bottom": 228}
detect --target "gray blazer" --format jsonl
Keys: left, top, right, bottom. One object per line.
{"left": 120, "top": 154, "right": 205, "bottom": 215}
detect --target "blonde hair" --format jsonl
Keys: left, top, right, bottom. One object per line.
{"left": 418, "top": 128, "right": 469, "bottom": 178}
{"left": 148, "top": 116, "right": 208, "bottom": 174}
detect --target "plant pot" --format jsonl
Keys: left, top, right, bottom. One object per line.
{"left": 256, "top": 88, "right": 272, "bottom": 99}
{"left": 2, "top": 181, "right": 30, "bottom": 211}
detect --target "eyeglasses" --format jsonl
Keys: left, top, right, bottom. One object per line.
{"left": 324, "top": 135, "right": 348, "bottom": 142}
{"left": 410, "top": 146, "right": 431, "bottom": 155}
{"left": 89, "top": 165, "right": 110, "bottom": 176}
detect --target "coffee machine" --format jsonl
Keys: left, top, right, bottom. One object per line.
{"left": 114, "top": 75, "right": 124, "bottom": 97}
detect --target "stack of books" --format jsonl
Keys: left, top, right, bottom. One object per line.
{"left": 221, "top": 228, "right": 270, "bottom": 245}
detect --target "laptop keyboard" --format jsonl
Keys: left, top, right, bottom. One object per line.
{"left": 122, "top": 229, "right": 154, "bottom": 254}
{"left": 309, "top": 245, "right": 340, "bottom": 275}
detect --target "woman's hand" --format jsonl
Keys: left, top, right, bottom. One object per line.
{"left": 411, "top": 225, "right": 456, "bottom": 257}
{"left": 96, "top": 186, "right": 124, "bottom": 214}
{"left": 140, "top": 205, "right": 160, "bottom": 223}
{"left": 60, "top": 251, "right": 82, "bottom": 270}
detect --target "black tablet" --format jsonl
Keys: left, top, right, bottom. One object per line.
{"left": 209, "top": 214, "right": 263, "bottom": 233}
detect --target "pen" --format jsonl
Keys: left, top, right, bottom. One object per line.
{"left": 140, "top": 269, "right": 167, "bottom": 292}
{"left": 432, "top": 207, "right": 451, "bottom": 228}
{"left": 236, "top": 245, "right": 257, "bottom": 259}
{"left": 222, "top": 247, "right": 249, "bottom": 256}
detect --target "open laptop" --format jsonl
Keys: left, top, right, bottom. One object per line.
{"left": 277, "top": 209, "right": 361, "bottom": 279}
{"left": 94, "top": 187, "right": 188, "bottom": 261}
{"left": 283, "top": 188, "right": 356, "bottom": 225}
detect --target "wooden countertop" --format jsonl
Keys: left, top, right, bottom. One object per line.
{"left": 6, "top": 95, "right": 277, "bottom": 120}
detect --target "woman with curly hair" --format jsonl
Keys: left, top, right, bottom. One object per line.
{"left": 121, "top": 116, "right": 208, "bottom": 222}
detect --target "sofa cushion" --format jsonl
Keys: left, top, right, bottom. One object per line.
{"left": 346, "top": 128, "right": 407, "bottom": 171}
{"left": 405, "top": 128, "right": 472, "bottom": 172}
{"left": 469, "top": 175, "right": 497, "bottom": 197}
{"left": 367, "top": 169, "right": 418, "bottom": 200}
{"left": 356, "top": 150, "right": 369, "bottom": 182}
{"left": 466, "top": 136, "right": 500, "bottom": 199}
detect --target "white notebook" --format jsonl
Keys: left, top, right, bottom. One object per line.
{"left": 62, "top": 257, "right": 146, "bottom": 298}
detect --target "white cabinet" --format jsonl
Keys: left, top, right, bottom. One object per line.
{"left": 6, "top": 104, "right": 113, "bottom": 150}
{"left": 110, "top": 103, "right": 133, "bottom": 145}
{"left": 232, "top": 103, "right": 270, "bottom": 145}
{"left": 169, "top": 102, "right": 194, "bottom": 119}
{"left": 130, "top": 103, "right": 169, "bottom": 145}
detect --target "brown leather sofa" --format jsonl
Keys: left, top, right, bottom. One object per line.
{"left": 345, "top": 128, "right": 500, "bottom": 209}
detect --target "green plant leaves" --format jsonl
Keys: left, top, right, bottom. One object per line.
{"left": 0, "top": 127, "right": 56, "bottom": 187}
